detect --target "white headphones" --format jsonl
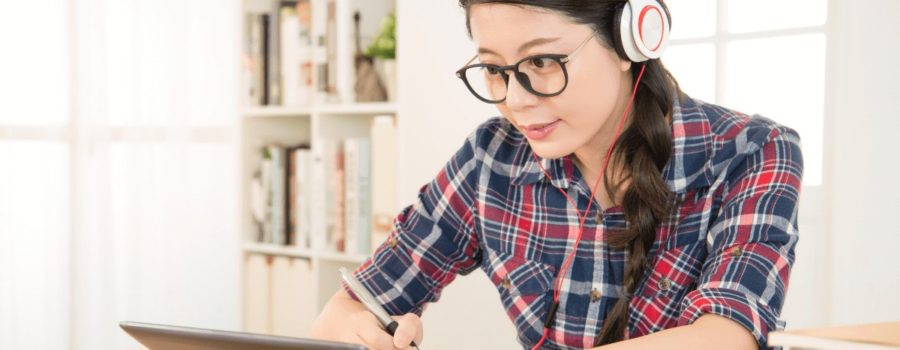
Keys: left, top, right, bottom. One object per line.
{"left": 613, "top": 0, "right": 672, "bottom": 62}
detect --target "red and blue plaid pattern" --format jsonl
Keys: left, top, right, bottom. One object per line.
{"left": 344, "top": 95, "right": 803, "bottom": 349}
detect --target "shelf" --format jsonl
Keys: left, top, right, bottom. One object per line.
{"left": 314, "top": 102, "right": 397, "bottom": 115}
{"left": 242, "top": 242, "right": 370, "bottom": 264}
{"left": 244, "top": 106, "right": 313, "bottom": 118}
{"left": 243, "top": 103, "right": 396, "bottom": 118}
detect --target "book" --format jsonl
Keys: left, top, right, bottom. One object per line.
{"left": 258, "top": 148, "right": 274, "bottom": 243}
{"left": 334, "top": 145, "right": 346, "bottom": 252}
{"left": 344, "top": 138, "right": 358, "bottom": 254}
{"left": 344, "top": 138, "right": 371, "bottom": 255}
{"left": 370, "top": 116, "right": 397, "bottom": 252}
{"left": 280, "top": 2, "right": 314, "bottom": 107}
{"left": 311, "top": 139, "right": 343, "bottom": 252}
{"left": 325, "top": 0, "right": 338, "bottom": 102}
{"left": 260, "top": 13, "right": 272, "bottom": 105}
{"left": 267, "top": 6, "right": 281, "bottom": 105}
{"left": 285, "top": 145, "right": 303, "bottom": 246}
{"left": 310, "top": 0, "right": 324, "bottom": 104}
{"left": 768, "top": 322, "right": 900, "bottom": 349}
{"left": 244, "top": 13, "right": 265, "bottom": 107}
{"left": 290, "top": 146, "right": 313, "bottom": 249}
{"left": 269, "top": 144, "right": 287, "bottom": 245}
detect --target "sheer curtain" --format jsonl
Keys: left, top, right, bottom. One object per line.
{"left": 1, "top": 0, "right": 241, "bottom": 349}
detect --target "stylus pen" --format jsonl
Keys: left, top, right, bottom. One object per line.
{"left": 339, "top": 268, "right": 421, "bottom": 350}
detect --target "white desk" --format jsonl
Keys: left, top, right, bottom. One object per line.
{"left": 768, "top": 322, "right": 900, "bottom": 350}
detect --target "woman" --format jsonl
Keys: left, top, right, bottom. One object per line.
{"left": 311, "top": 1, "right": 803, "bottom": 349}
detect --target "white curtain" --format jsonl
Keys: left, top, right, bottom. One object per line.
{"left": 1, "top": 0, "right": 241, "bottom": 349}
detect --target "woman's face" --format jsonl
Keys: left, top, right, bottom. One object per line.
{"left": 468, "top": 4, "right": 632, "bottom": 161}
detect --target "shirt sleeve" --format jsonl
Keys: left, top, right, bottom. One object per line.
{"left": 678, "top": 125, "right": 804, "bottom": 349}
{"left": 342, "top": 130, "right": 483, "bottom": 316}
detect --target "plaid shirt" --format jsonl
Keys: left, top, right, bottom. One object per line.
{"left": 344, "top": 94, "right": 803, "bottom": 349}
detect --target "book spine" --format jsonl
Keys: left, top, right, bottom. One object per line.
{"left": 334, "top": 144, "right": 345, "bottom": 252}
{"left": 370, "top": 116, "right": 397, "bottom": 251}
{"left": 357, "top": 139, "right": 371, "bottom": 255}
{"left": 260, "top": 148, "right": 274, "bottom": 243}
{"left": 343, "top": 139, "right": 358, "bottom": 255}
{"left": 260, "top": 13, "right": 271, "bottom": 105}
{"left": 270, "top": 145, "right": 286, "bottom": 245}
{"left": 310, "top": 0, "right": 329, "bottom": 104}
{"left": 268, "top": 7, "right": 281, "bottom": 105}
{"left": 286, "top": 146, "right": 297, "bottom": 246}
{"left": 310, "top": 140, "right": 327, "bottom": 251}
{"left": 280, "top": 5, "right": 313, "bottom": 107}
{"left": 325, "top": 0, "right": 338, "bottom": 102}
{"left": 244, "top": 13, "right": 262, "bottom": 107}
{"left": 296, "top": 148, "right": 312, "bottom": 249}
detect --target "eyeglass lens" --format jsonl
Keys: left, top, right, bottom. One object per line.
{"left": 462, "top": 57, "right": 566, "bottom": 102}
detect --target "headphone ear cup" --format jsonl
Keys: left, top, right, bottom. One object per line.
{"left": 616, "top": 1, "right": 649, "bottom": 62}
{"left": 629, "top": 0, "right": 670, "bottom": 60}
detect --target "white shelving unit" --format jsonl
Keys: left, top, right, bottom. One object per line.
{"left": 237, "top": 0, "right": 398, "bottom": 338}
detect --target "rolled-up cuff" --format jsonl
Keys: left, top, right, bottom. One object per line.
{"left": 678, "top": 287, "right": 782, "bottom": 350}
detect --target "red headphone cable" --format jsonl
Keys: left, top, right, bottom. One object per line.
{"left": 529, "top": 63, "right": 646, "bottom": 350}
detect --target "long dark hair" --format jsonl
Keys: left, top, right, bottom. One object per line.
{"left": 458, "top": 0, "right": 682, "bottom": 345}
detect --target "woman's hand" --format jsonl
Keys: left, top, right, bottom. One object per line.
{"left": 347, "top": 311, "right": 423, "bottom": 350}
{"left": 311, "top": 290, "right": 424, "bottom": 350}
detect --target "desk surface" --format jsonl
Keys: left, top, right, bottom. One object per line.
{"left": 768, "top": 322, "right": 900, "bottom": 350}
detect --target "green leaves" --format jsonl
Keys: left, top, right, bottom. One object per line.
{"left": 365, "top": 12, "right": 395, "bottom": 59}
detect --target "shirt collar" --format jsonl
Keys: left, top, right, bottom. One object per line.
{"left": 510, "top": 150, "right": 578, "bottom": 189}
{"left": 510, "top": 94, "right": 714, "bottom": 194}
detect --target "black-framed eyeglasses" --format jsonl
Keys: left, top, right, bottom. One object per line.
{"left": 455, "top": 32, "right": 596, "bottom": 104}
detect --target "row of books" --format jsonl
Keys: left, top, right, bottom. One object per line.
{"left": 243, "top": 0, "right": 337, "bottom": 107}
{"left": 249, "top": 116, "right": 397, "bottom": 256}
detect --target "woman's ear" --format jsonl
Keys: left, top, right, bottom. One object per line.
{"left": 619, "top": 56, "right": 632, "bottom": 72}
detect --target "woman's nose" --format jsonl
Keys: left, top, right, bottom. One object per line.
{"left": 503, "top": 71, "right": 539, "bottom": 111}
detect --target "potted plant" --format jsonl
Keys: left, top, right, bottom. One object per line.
{"left": 365, "top": 12, "right": 396, "bottom": 101}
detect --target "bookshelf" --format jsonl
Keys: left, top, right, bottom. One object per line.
{"left": 238, "top": 0, "right": 399, "bottom": 338}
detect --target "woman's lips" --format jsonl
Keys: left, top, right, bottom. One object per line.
{"left": 521, "top": 119, "right": 561, "bottom": 140}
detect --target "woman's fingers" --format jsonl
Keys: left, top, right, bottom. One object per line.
{"left": 357, "top": 321, "right": 402, "bottom": 350}
{"left": 391, "top": 313, "right": 424, "bottom": 348}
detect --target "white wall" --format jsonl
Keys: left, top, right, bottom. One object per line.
{"left": 395, "top": 0, "right": 900, "bottom": 346}
{"left": 826, "top": 0, "right": 900, "bottom": 325}
{"left": 395, "top": 1, "right": 520, "bottom": 349}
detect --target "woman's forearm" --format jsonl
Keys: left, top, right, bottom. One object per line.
{"left": 593, "top": 314, "right": 758, "bottom": 350}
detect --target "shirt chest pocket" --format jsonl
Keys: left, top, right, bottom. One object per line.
{"left": 629, "top": 242, "right": 704, "bottom": 335}
{"left": 482, "top": 249, "right": 556, "bottom": 345}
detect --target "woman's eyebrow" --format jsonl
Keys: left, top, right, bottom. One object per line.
{"left": 477, "top": 37, "right": 560, "bottom": 56}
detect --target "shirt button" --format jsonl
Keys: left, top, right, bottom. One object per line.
{"left": 590, "top": 288, "right": 602, "bottom": 302}
{"left": 501, "top": 277, "right": 512, "bottom": 290}
{"left": 388, "top": 237, "right": 398, "bottom": 248}
{"left": 658, "top": 277, "right": 672, "bottom": 292}
{"left": 730, "top": 246, "right": 743, "bottom": 257}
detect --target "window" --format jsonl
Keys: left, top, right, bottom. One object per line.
{"left": 663, "top": 0, "right": 830, "bottom": 329}
{"left": 664, "top": 0, "right": 826, "bottom": 186}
